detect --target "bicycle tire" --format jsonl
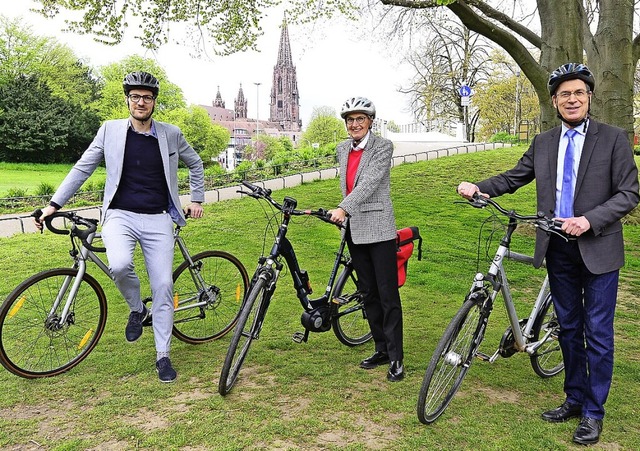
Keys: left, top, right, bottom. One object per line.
{"left": 331, "top": 264, "right": 372, "bottom": 346}
{"left": 218, "top": 275, "right": 269, "bottom": 395}
{"left": 417, "top": 296, "right": 486, "bottom": 424}
{"left": 0, "top": 268, "right": 107, "bottom": 378}
{"left": 530, "top": 293, "right": 564, "bottom": 378}
{"left": 172, "top": 250, "right": 249, "bottom": 344}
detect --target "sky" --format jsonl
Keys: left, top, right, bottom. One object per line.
{"left": 2, "top": 1, "right": 417, "bottom": 127}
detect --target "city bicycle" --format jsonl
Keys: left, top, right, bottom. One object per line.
{"left": 0, "top": 210, "right": 249, "bottom": 378}
{"left": 417, "top": 194, "right": 566, "bottom": 424}
{"left": 218, "top": 181, "right": 372, "bottom": 395}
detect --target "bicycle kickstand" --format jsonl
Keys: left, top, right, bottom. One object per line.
{"left": 292, "top": 329, "right": 310, "bottom": 343}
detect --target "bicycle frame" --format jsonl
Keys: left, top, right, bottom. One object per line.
{"left": 49, "top": 224, "right": 211, "bottom": 327}
{"left": 469, "top": 213, "right": 556, "bottom": 362}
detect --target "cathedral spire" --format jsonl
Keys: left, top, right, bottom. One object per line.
{"left": 269, "top": 15, "right": 301, "bottom": 131}
{"left": 213, "top": 85, "right": 225, "bottom": 108}
{"left": 235, "top": 83, "right": 247, "bottom": 119}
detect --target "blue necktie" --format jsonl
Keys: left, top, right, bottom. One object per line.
{"left": 559, "top": 129, "right": 578, "bottom": 218}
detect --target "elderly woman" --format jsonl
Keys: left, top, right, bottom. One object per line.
{"left": 329, "top": 97, "right": 404, "bottom": 382}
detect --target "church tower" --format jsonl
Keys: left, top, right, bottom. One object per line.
{"left": 269, "top": 17, "right": 301, "bottom": 131}
{"left": 234, "top": 84, "right": 248, "bottom": 119}
{"left": 213, "top": 86, "right": 225, "bottom": 108}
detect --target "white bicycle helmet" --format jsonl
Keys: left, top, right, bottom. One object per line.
{"left": 340, "top": 97, "right": 376, "bottom": 119}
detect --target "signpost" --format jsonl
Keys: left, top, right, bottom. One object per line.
{"left": 459, "top": 85, "right": 471, "bottom": 142}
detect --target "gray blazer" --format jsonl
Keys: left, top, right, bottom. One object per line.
{"left": 477, "top": 119, "right": 639, "bottom": 274}
{"left": 337, "top": 133, "right": 397, "bottom": 244}
{"left": 51, "top": 119, "right": 205, "bottom": 226}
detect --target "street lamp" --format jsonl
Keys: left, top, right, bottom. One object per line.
{"left": 254, "top": 82, "right": 261, "bottom": 144}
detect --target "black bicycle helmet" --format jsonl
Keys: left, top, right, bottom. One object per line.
{"left": 340, "top": 96, "right": 376, "bottom": 119}
{"left": 548, "top": 63, "right": 595, "bottom": 96}
{"left": 123, "top": 71, "right": 160, "bottom": 96}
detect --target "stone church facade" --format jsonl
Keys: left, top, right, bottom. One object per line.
{"left": 200, "top": 18, "right": 302, "bottom": 170}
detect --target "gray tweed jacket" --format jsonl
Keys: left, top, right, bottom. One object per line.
{"left": 337, "top": 133, "right": 397, "bottom": 244}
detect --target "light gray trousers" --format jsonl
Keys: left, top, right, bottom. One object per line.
{"left": 101, "top": 209, "right": 175, "bottom": 353}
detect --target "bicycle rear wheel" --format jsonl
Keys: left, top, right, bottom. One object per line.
{"left": 0, "top": 268, "right": 107, "bottom": 378}
{"left": 417, "top": 296, "right": 486, "bottom": 424}
{"left": 331, "top": 264, "right": 372, "bottom": 346}
{"left": 172, "top": 250, "right": 249, "bottom": 343}
{"left": 218, "top": 276, "right": 269, "bottom": 395}
{"left": 530, "top": 293, "right": 564, "bottom": 378}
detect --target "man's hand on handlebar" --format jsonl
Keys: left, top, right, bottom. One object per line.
{"left": 33, "top": 205, "right": 58, "bottom": 231}
{"left": 184, "top": 202, "right": 204, "bottom": 219}
{"left": 554, "top": 215, "right": 591, "bottom": 237}
{"left": 457, "top": 181, "right": 489, "bottom": 200}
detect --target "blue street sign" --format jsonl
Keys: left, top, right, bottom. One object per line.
{"left": 459, "top": 85, "right": 471, "bottom": 97}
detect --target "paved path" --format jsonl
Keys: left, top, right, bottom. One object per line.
{"left": 0, "top": 141, "right": 509, "bottom": 238}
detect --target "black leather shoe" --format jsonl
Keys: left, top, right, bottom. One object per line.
{"left": 360, "top": 351, "right": 389, "bottom": 369}
{"left": 387, "top": 361, "right": 404, "bottom": 382}
{"left": 573, "top": 417, "right": 603, "bottom": 445}
{"left": 541, "top": 401, "right": 582, "bottom": 423}
{"left": 125, "top": 306, "right": 149, "bottom": 343}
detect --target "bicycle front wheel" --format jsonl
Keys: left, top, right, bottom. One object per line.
{"left": 218, "top": 276, "right": 269, "bottom": 396}
{"left": 417, "top": 296, "right": 485, "bottom": 424}
{"left": 172, "top": 250, "right": 249, "bottom": 344}
{"left": 530, "top": 293, "right": 564, "bottom": 378}
{"left": 331, "top": 264, "right": 372, "bottom": 346}
{"left": 0, "top": 268, "right": 107, "bottom": 378}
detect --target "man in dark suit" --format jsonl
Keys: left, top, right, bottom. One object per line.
{"left": 457, "top": 63, "right": 639, "bottom": 445}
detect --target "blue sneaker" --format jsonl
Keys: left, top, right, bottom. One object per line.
{"left": 156, "top": 357, "right": 177, "bottom": 383}
{"left": 125, "top": 306, "right": 149, "bottom": 342}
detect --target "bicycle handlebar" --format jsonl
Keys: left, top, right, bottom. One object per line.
{"left": 238, "top": 180, "right": 339, "bottom": 227}
{"left": 467, "top": 193, "right": 567, "bottom": 239}
{"left": 32, "top": 209, "right": 106, "bottom": 253}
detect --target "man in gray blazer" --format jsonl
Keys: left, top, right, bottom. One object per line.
{"left": 36, "top": 71, "right": 205, "bottom": 383}
{"left": 458, "top": 63, "right": 639, "bottom": 445}
{"left": 329, "top": 97, "right": 404, "bottom": 382}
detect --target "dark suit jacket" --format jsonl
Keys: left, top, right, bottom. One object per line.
{"left": 477, "top": 119, "right": 639, "bottom": 274}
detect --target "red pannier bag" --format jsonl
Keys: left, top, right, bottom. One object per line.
{"left": 396, "top": 226, "right": 423, "bottom": 287}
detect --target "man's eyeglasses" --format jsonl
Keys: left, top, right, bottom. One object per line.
{"left": 128, "top": 94, "right": 156, "bottom": 104}
{"left": 346, "top": 116, "right": 368, "bottom": 125}
{"left": 556, "top": 89, "right": 590, "bottom": 100}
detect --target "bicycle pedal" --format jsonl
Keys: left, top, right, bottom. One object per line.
{"left": 292, "top": 331, "right": 307, "bottom": 343}
{"left": 475, "top": 352, "right": 491, "bottom": 361}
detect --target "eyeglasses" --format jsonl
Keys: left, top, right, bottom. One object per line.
{"left": 556, "top": 89, "right": 590, "bottom": 100}
{"left": 346, "top": 116, "right": 368, "bottom": 125}
{"left": 128, "top": 94, "right": 156, "bottom": 104}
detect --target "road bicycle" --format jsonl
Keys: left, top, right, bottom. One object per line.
{"left": 0, "top": 210, "right": 249, "bottom": 378}
{"left": 417, "top": 194, "right": 566, "bottom": 424}
{"left": 218, "top": 181, "right": 373, "bottom": 395}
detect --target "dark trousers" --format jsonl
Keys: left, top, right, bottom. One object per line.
{"left": 546, "top": 235, "right": 618, "bottom": 420}
{"left": 347, "top": 233, "right": 404, "bottom": 361}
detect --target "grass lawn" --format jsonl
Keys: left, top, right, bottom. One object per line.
{"left": 0, "top": 162, "right": 106, "bottom": 197}
{"left": 0, "top": 148, "right": 638, "bottom": 450}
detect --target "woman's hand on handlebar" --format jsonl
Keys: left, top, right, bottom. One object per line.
{"left": 328, "top": 207, "right": 348, "bottom": 226}
{"left": 457, "top": 181, "right": 489, "bottom": 200}
{"left": 34, "top": 205, "right": 58, "bottom": 231}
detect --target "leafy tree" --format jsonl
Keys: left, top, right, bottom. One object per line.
{"left": 386, "top": 120, "right": 401, "bottom": 133}
{"left": 161, "top": 105, "right": 230, "bottom": 166}
{"left": 96, "top": 55, "right": 186, "bottom": 121}
{"left": 301, "top": 106, "right": 345, "bottom": 147}
{"left": 400, "top": 15, "right": 492, "bottom": 140}
{"left": 0, "top": 16, "right": 102, "bottom": 109}
{"left": 374, "top": 0, "right": 640, "bottom": 135}
{"left": 243, "top": 134, "right": 286, "bottom": 161}
{"left": 0, "top": 75, "right": 100, "bottom": 163}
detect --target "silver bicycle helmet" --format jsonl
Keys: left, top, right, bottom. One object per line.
{"left": 340, "top": 96, "right": 376, "bottom": 119}
{"left": 123, "top": 71, "right": 160, "bottom": 96}
{"left": 548, "top": 63, "right": 594, "bottom": 96}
